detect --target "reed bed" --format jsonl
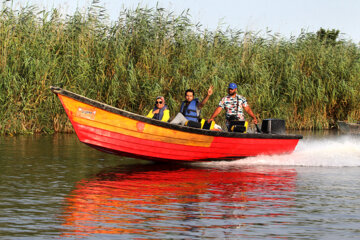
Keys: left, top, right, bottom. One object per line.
{"left": 0, "top": 2, "right": 360, "bottom": 135}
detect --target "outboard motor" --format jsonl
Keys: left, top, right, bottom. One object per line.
{"left": 261, "top": 119, "right": 285, "bottom": 134}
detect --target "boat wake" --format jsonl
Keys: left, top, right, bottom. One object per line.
{"left": 200, "top": 135, "right": 360, "bottom": 167}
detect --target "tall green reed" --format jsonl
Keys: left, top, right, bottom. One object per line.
{"left": 0, "top": 2, "right": 359, "bottom": 135}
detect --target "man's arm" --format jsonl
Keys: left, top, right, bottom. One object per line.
{"left": 146, "top": 110, "right": 154, "bottom": 118}
{"left": 244, "top": 106, "right": 258, "bottom": 124}
{"left": 198, "top": 85, "right": 214, "bottom": 109}
{"left": 208, "top": 106, "right": 222, "bottom": 123}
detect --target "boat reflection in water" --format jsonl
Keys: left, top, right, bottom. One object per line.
{"left": 60, "top": 164, "right": 296, "bottom": 238}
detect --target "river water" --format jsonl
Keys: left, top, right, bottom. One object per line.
{"left": 0, "top": 132, "right": 359, "bottom": 239}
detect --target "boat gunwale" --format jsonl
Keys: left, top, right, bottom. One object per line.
{"left": 51, "top": 86, "right": 303, "bottom": 140}
{"left": 337, "top": 121, "right": 360, "bottom": 127}
{"left": 337, "top": 121, "right": 360, "bottom": 134}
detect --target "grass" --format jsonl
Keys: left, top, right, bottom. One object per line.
{"left": 0, "top": 2, "right": 360, "bottom": 134}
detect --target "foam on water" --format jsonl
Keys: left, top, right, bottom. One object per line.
{"left": 200, "top": 135, "right": 360, "bottom": 167}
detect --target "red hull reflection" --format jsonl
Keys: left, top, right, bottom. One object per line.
{"left": 61, "top": 164, "right": 296, "bottom": 238}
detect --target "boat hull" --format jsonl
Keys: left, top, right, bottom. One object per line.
{"left": 337, "top": 121, "right": 360, "bottom": 134}
{"left": 51, "top": 87, "right": 302, "bottom": 162}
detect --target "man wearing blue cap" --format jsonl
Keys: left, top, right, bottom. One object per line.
{"left": 208, "top": 83, "right": 258, "bottom": 131}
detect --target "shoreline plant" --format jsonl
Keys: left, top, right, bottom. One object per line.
{"left": 0, "top": 2, "right": 359, "bottom": 135}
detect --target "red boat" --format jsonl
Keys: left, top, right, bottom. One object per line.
{"left": 51, "top": 86, "right": 302, "bottom": 162}
{"left": 61, "top": 166, "right": 296, "bottom": 237}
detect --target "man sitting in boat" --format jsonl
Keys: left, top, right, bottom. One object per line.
{"left": 146, "top": 96, "right": 170, "bottom": 122}
{"left": 208, "top": 83, "right": 258, "bottom": 131}
{"left": 170, "top": 86, "right": 213, "bottom": 125}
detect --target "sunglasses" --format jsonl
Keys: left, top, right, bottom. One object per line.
{"left": 156, "top": 101, "right": 163, "bottom": 104}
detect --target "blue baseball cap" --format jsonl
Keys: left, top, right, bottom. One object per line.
{"left": 228, "top": 83, "right": 237, "bottom": 89}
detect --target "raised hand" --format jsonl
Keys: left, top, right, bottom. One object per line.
{"left": 208, "top": 85, "right": 214, "bottom": 96}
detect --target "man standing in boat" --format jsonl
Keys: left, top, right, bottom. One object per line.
{"left": 170, "top": 86, "right": 214, "bottom": 125}
{"left": 208, "top": 83, "right": 258, "bottom": 131}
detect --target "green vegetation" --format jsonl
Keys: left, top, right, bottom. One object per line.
{"left": 1, "top": 2, "right": 360, "bottom": 135}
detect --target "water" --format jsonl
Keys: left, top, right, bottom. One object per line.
{"left": 1, "top": 133, "right": 360, "bottom": 239}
